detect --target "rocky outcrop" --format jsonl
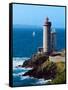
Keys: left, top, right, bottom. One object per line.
{"left": 22, "top": 53, "right": 57, "bottom": 80}
{"left": 23, "top": 60, "right": 57, "bottom": 80}
{"left": 22, "top": 54, "right": 49, "bottom": 68}
{"left": 22, "top": 51, "right": 65, "bottom": 84}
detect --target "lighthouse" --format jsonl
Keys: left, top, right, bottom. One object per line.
{"left": 51, "top": 28, "right": 56, "bottom": 52}
{"left": 43, "top": 17, "right": 52, "bottom": 53}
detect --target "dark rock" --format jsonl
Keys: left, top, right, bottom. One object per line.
{"left": 22, "top": 54, "right": 49, "bottom": 68}
{"left": 23, "top": 60, "right": 57, "bottom": 80}
{"left": 22, "top": 51, "right": 65, "bottom": 84}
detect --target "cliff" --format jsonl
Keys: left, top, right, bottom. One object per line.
{"left": 22, "top": 51, "right": 65, "bottom": 84}
{"left": 22, "top": 53, "right": 49, "bottom": 68}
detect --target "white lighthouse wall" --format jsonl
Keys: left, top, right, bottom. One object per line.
{"left": 43, "top": 26, "right": 48, "bottom": 52}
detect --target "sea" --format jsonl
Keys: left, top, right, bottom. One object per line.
{"left": 12, "top": 26, "right": 65, "bottom": 87}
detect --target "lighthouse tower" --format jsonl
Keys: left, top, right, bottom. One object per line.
{"left": 51, "top": 28, "right": 56, "bottom": 52}
{"left": 43, "top": 17, "right": 52, "bottom": 53}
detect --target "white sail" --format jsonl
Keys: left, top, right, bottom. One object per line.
{"left": 32, "top": 32, "right": 35, "bottom": 36}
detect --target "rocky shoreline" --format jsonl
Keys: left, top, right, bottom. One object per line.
{"left": 18, "top": 50, "right": 66, "bottom": 84}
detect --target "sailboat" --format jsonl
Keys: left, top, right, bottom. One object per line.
{"left": 32, "top": 31, "right": 35, "bottom": 37}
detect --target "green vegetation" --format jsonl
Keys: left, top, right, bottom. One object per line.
{"left": 48, "top": 62, "right": 66, "bottom": 84}
{"left": 51, "top": 70, "right": 66, "bottom": 84}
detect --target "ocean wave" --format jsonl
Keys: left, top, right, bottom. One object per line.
{"left": 13, "top": 67, "right": 32, "bottom": 76}
{"left": 13, "top": 72, "right": 26, "bottom": 76}
{"left": 20, "top": 76, "right": 51, "bottom": 85}
{"left": 13, "top": 57, "right": 30, "bottom": 61}
{"left": 13, "top": 57, "right": 30, "bottom": 69}
{"left": 13, "top": 67, "right": 32, "bottom": 70}
{"left": 35, "top": 79, "right": 52, "bottom": 85}
{"left": 13, "top": 57, "right": 51, "bottom": 86}
{"left": 20, "top": 76, "right": 30, "bottom": 80}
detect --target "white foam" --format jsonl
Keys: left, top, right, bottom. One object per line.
{"left": 13, "top": 57, "right": 30, "bottom": 69}
{"left": 13, "top": 57, "right": 30, "bottom": 61}
{"left": 35, "top": 79, "right": 52, "bottom": 84}
{"left": 13, "top": 57, "right": 52, "bottom": 85}
{"left": 13, "top": 72, "right": 26, "bottom": 76}
{"left": 21, "top": 67, "right": 32, "bottom": 70}
{"left": 20, "top": 76, "right": 30, "bottom": 80}
{"left": 20, "top": 75, "right": 52, "bottom": 85}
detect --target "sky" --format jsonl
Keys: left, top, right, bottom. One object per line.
{"left": 13, "top": 4, "right": 65, "bottom": 28}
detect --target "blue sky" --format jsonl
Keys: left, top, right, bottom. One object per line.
{"left": 13, "top": 4, "right": 65, "bottom": 28}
